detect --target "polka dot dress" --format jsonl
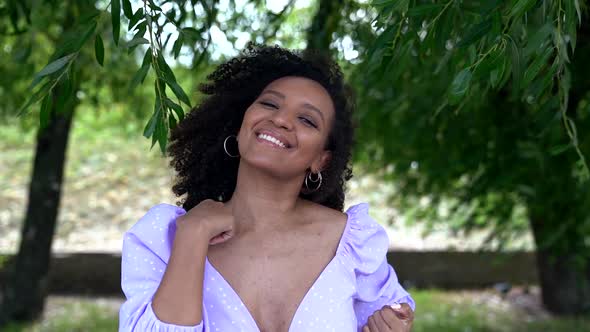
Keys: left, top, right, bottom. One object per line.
{"left": 119, "top": 203, "right": 415, "bottom": 331}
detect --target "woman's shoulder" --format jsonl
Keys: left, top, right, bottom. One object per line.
{"left": 301, "top": 201, "right": 379, "bottom": 236}
{"left": 125, "top": 203, "right": 187, "bottom": 242}
{"left": 339, "top": 202, "right": 390, "bottom": 273}
{"left": 121, "top": 203, "right": 187, "bottom": 263}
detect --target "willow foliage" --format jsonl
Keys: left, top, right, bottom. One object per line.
{"left": 354, "top": 0, "right": 589, "bottom": 252}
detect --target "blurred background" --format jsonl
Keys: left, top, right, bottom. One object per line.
{"left": 1, "top": 0, "right": 589, "bottom": 331}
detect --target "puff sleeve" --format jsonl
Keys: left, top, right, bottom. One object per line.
{"left": 341, "top": 203, "right": 415, "bottom": 331}
{"left": 118, "top": 204, "right": 204, "bottom": 332}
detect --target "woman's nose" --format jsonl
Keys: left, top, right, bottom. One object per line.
{"left": 270, "top": 109, "right": 294, "bottom": 130}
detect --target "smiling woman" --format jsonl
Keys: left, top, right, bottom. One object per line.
{"left": 168, "top": 43, "right": 355, "bottom": 211}
{"left": 118, "top": 44, "right": 415, "bottom": 332}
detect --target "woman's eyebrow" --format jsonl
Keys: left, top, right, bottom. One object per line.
{"left": 302, "top": 103, "right": 325, "bottom": 123}
{"left": 261, "top": 90, "right": 285, "bottom": 99}
{"left": 262, "top": 89, "right": 325, "bottom": 123}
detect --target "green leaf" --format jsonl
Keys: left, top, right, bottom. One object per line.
{"left": 163, "top": 77, "right": 191, "bottom": 107}
{"left": 40, "top": 94, "right": 53, "bottom": 129}
{"left": 143, "top": 109, "right": 160, "bottom": 138}
{"left": 149, "top": 95, "right": 164, "bottom": 150}
{"left": 158, "top": 115, "right": 168, "bottom": 154}
{"left": 509, "top": 0, "right": 536, "bottom": 19}
{"left": 490, "top": 57, "right": 507, "bottom": 88}
{"left": 94, "top": 34, "right": 104, "bottom": 66}
{"left": 457, "top": 19, "right": 492, "bottom": 48}
{"left": 112, "top": 0, "right": 121, "bottom": 46}
{"left": 130, "top": 64, "right": 150, "bottom": 90}
{"left": 181, "top": 27, "right": 202, "bottom": 41}
{"left": 129, "top": 48, "right": 152, "bottom": 91}
{"left": 172, "top": 34, "right": 183, "bottom": 59}
{"left": 448, "top": 68, "right": 472, "bottom": 104}
{"left": 509, "top": 37, "right": 523, "bottom": 94}
{"left": 407, "top": 4, "right": 443, "bottom": 16}
{"left": 49, "top": 21, "right": 95, "bottom": 60}
{"left": 491, "top": 12, "right": 502, "bottom": 35}
{"left": 556, "top": 33, "right": 570, "bottom": 63}
{"left": 36, "top": 53, "right": 75, "bottom": 78}
{"left": 523, "top": 23, "right": 552, "bottom": 56}
{"left": 134, "top": 20, "right": 147, "bottom": 37}
{"left": 18, "top": 81, "right": 52, "bottom": 116}
{"left": 474, "top": 46, "right": 503, "bottom": 79}
{"left": 165, "top": 97, "right": 185, "bottom": 122}
{"left": 523, "top": 47, "right": 553, "bottom": 86}
{"left": 434, "top": 51, "right": 452, "bottom": 75}
{"left": 391, "top": 0, "right": 409, "bottom": 12}
{"left": 367, "top": 24, "right": 397, "bottom": 66}
{"left": 147, "top": 0, "right": 163, "bottom": 12}
{"left": 128, "top": 8, "right": 144, "bottom": 30}
{"left": 549, "top": 143, "right": 572, "bottom": 155}
{"left": 55, "top": 75, "right": 73, "bottom": 113}
{"left": 156, "top": 52, "right": 180, "bottom": 85}
{"left": 128, "top": 22, "right": 147, "bottom": 54}
{"left": 127, "top": 37, "right": 149, "bottom": 48}
{"left": 168, "top": 110, "right": 178, "bottom": 130}
{"left": 122, "top": 0, "right": 133, "bottom": 19}
{"left": 433, "top": 8, "right": 452, "bottom": 50}
{"left": 565, "top": 0, "right": 578, "bottom": 51}
{"left": 574, "top": 0, "right": 582, "bottom": 24}
{"left": 479, "top": 0, "right": 502, "bottom": 15}
{"left": 70, "top": 21, "right": 98, "bottom": 52}
{"left": 371, "top": 0, "right": 394, "bottom": 6}
{"left": 79, "top": 11, "right": 101, "bottom": 24}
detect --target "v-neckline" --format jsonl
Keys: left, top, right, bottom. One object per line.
{"left": 204, "top": 207, "right": 353, "bottom": 332}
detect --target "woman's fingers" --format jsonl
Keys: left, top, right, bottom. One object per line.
{"left": 388, "top": 303, "right": 414, "bottom": 322}
{"left": 367, "top": 313, "right": 381, "bottom": 332}
{"left": 363, "top": 303, "right": 415, "bottom": 332}
{"left": 375, "top": 309, "right": 394, "bottom": 330}
{"left": 377, "top": 307, "right": 396, "bottom": 329}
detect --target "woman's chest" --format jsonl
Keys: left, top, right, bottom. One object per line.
{"left": 204, "top": 232, "right": 355, "bottom": 331}
{"left": 203, "top": 254, "right": 357, "bottom": 332}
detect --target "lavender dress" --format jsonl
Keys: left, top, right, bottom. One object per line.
{"left": 119, "top": 203, "right": 415, "bottom": 331}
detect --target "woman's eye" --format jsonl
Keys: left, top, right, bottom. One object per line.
{"left": 259, "top": 101, "right": 278, "bottom": 109}
{"left": 300, "top": 117, "right": 317, "bottom": 128}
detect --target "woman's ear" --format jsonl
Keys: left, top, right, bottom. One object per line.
{"left": 313, "top": 150, "right": 332, "bottom": 173}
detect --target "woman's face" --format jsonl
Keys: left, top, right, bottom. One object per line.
{"left": 237, "top": 76, "right": 334, "bottom": 179}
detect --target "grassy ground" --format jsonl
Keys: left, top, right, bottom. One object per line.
{"left": 3, "top": 290, "right": 589, "bottom": 332}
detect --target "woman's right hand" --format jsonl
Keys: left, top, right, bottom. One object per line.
{"left": 175, "top": 199, "right": 235, "bottom": 245}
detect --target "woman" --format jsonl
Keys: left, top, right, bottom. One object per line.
{"left": 119, "top": 44, "right": 415, "bottom": 332}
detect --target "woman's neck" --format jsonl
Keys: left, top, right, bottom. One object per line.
{"left": 226, "top": 161, "right": 306, "bottom": 234}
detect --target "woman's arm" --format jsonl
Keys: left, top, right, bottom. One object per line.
{"left": 119, "top": 204, "right": 206, "bottom": 331}
{"left": 151, "top": 225, "right": 210, "bottom": 326}
{"left": 151, "top": 199, "right": 234, "bottom": 326}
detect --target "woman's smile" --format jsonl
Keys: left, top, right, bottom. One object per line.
{"left": 256, "top": 133, "right": 289, "bottom": 149}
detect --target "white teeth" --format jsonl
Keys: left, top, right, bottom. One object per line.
{"left": 258, "top": 133, "right": 286, "bottom": 148}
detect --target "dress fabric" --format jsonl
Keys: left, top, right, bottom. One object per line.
{"left": 119, "top": 202, "right": 415, "bottom": 332}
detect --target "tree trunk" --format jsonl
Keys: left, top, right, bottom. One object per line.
{"left": 306, "top": 0, "right": 343, "bottom": 52}
{"left": 530, "top": 214, "right": 590, "bottom": 315}
{"left": 527, "top": 13, "right": 590, "bottom": 316}
{"left": 0, "top": 94, "right": 77, "bottom": 324}
{"left": 535, "top": 249, "right": 590, "bottom": 314}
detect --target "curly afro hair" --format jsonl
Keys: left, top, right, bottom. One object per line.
{"left": 168, "top": 43, "right": 355, "bottom": 212}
